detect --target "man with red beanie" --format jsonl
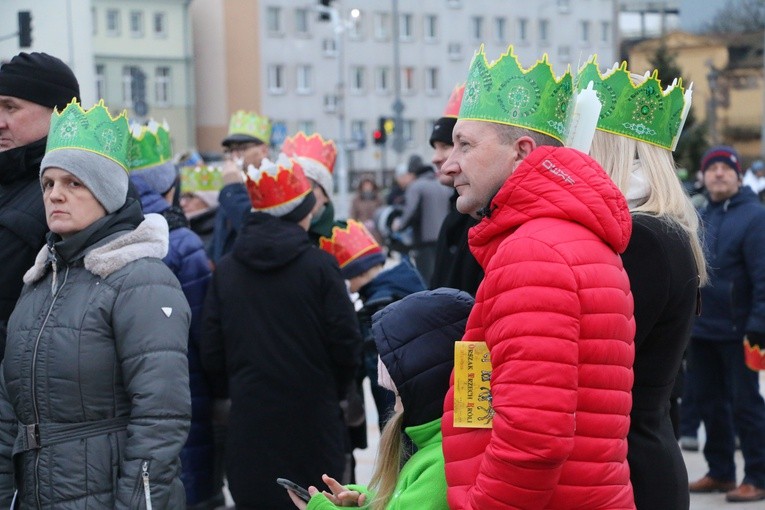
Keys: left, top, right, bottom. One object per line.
{"left": 0, "top": 52, "right": 80, "bottom": 356}
{"left": 687, "top": 145, "right": 765, "bottom": 502}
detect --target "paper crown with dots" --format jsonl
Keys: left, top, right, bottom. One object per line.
{"left": 573, "top": 57, "right": 692, "bottom": 150}
{"left": 180, "top": 165, "right": 224, "bottom": 193}
{"left": 46, "top": 99, "right": 132, "bottom": 171}
{"left": 224, "top": 110, "right": 272, "bottom": 145}
{"left": 245, "top": 154, "right": 312, "bottom": 215}
{"left": 127, "top": 119, "right": 173, "bottom": 171}
{"left": 442, "top": 83, "right": 465, "bottom": 118}
{"left": 319, "top": 219, "right": 385, "bottom": 278}
{"left": 458, "top": 45, "right": 573, "bottom": 143}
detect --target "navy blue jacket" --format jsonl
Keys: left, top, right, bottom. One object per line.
{"left": 132, "top": 176, "right": 217, "bottom": 505}
{"left": 211, "top": 182, "right": 250, "bottom": 264}
{"left": 693, "top": 186, "right": 765, "bottom": 342}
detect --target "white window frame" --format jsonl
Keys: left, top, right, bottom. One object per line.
{"left": 539, "top": 19, "right": 549, "bottom": 44}
{"left": 106, "top": 9, "right": 120, "bottom": 36}
{"left": 296, "top": 64, "right": 312, "bottom": 94}
{"left": 471, "top": 16, "right": 483, "bottom": 41}
{"left": 375, "top": 67, "right": 390, "bottom": 94}
{"left": 580, "top": 20, "right": 590, "bottom": 43}
{"left": 266, "top": 6, "right": 282, "bottom": 35}
{"left": 424, "top": 67, "right": 438, "bottom": 96}
{"left": 373, "top": 12, "right": 390, "bottom": 41}
{"left": 401, "top": 67, "right": 415, "bottom": 95}
{"left": 129, "top": 11, "right": 144, "bottom": 38}
{"left": 447, "top": 42, "right": 462, "bottom": 60}
{"left": 517, "top": 18, "right": 528, "bottom": 43}
{"left": 155, "top": 66, "right": 171, "bottom": 106}
{"left": 322, "top": 38, "right": 337, "bottom": 57}
{"left": 295, "top": 8, "right": 309, "bottom": 36}
{"left": 600, "top": 21, "right": 610, "bottom": 43}
{"left": 95, "top": 64, "right": 105, "bottom": 100}
{"left": 423, "top": 14, "right": 437, "bottom": 42}
{"left": 402, "top": 119, "right": 415, "bottom": 144}
{"left": 495, "top": 17, "right": 506, "bottom": 43}
{"left": 323, "top": 94, "right": 338, "bottom": 113}
{"left": 350, "top": 66, "right": 365, "bottom": 94}
{"left": 268, "top": 64, "right": 285, "bottom": 94}
{"left": 122, "top": 66, "right": 136, "bottom": 106}
{"left": 297, "top": 120, "right": 315, "bottom": 134}
{"left": 153, "top": 12, "right": 167, "bottom": 38}
{"left": 399, "top": 13, "right": 413, "bottom": 41}
{"left": 348, "top": 10, "right": 363, "bottom": 40}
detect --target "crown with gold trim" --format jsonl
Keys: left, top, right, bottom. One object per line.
{"left": 573, "top": 57, "right": 692, "bottom": 150}
{"left": 223, "top": 110, "right": 272, "bottom": 146}
{"left": 245, "top": 153, "right": 312, "bottom": 215}
{"left": 459, "top": 45, "right": 573, "bottom": 142}
{"left": 319, "top": 220, "right": 386, "bottom": 279}
{"left": 46, "top": 99, "right": 132, "bottom": 170}
{"left": 180, "top": 165, "right": 224, "bottom": 193}
{"left": 443, "top": 83, "right": 465, "bottom": 118}
{"left": 127, "top": 120, "right": 173, "bottom": 171}
{"left": 745, "top": 338, "right": 765, "bottom": 371}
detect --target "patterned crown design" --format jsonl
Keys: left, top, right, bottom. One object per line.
{"left": 319, "top": 219, "right": 383, "bottom": 269}
{"left": 744, "top": 339, "right": 765, "bottom": 371}
{"left": 459, "top": 45, "right": 573, "bottom": 142}
{"left": 443, "top": 83, "right": 465, "bottom": 118}
{"left": 180, "top": 165, "right": 224, "bottom": 193}
{"left": 574, "top": 57, "right": 692, "bottom": 150}
{"left": 127, "top": 120, "right": 173, "bottom": 171}
{"left": 281, "top": 132, "right": 337, "bottom": 174}
{"left": 245, "top": 154, "right": 312, "bottom": 213}
{"left": 228, "top": 110, "right": 272, "bottom": 143}
{"left": 47, "top": 99, "right": 132, "bottom": 171}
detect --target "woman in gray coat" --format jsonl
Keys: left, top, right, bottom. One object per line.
{"left": 0, "top": 100, "right": 191, "bottom": 509}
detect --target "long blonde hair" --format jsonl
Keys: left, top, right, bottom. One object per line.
{"left": 590, "top": 130, "right": 707, "bottom": 285}
{"left": 367, "top": 409, "right": 406, "bottom": 510}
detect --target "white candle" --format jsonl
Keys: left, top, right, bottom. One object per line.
{"left": 565, "top": 81, "right": 602, "bottom": 154}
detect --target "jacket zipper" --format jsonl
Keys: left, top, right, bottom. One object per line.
{"left": 30, "top": 254, "right": 69, "bottom": 509}
{"left": 142, "top": 461, "right": 152, "bottom": 510}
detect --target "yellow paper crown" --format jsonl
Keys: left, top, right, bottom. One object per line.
{"left": 226, "top": 110, "right": 272, "bottom": 144}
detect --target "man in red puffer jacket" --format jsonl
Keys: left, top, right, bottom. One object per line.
{"left": 439, "top": 45, "right": 636, "bottom": 510}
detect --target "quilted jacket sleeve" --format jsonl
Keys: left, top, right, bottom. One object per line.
{"left": 445, "top": 235, "right": 582, "bottom": 510}
{"left": 112, "top": 259, "right": 192, "bottom": 509}
{"left": 0, "top": 364, "right": 16, "bottom": 507}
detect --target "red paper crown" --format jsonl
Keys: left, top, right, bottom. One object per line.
{"left": 281, "top": 132, "right": 337, "bottom": 174}
{"left": 319, "top": 219, "right": 383, "bottom": 268}
{"left": 245, "top": 156, "right": 312, "bottom": 211}
{"left": 744, "top": 339, "right": 765, "bottom": 371}
{"left": 442, "top": 83, "right": 465, "bottom": 118}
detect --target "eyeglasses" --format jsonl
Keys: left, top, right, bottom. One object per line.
{"left": 224, "top": 142, "right": 261, "bottom": 155}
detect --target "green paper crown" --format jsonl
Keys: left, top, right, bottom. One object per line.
{"left": 47, "top": 99, "right": 132, "bottom": 170}
{"left": 574, "top": 58, "right": 692, "bottom": 150}
{"left": 459, "top": 45, "right": 573, "bottom": 142}
{"left": 180, "top": 165, "right": 224, "bottom": 193}
{"left": 127, "top": 120, "right": 173, "bottom": 171}
{"left": 228, "top": 110, "right": 272, "bottom": 143}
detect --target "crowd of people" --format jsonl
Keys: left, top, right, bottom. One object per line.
{"left": 0, "top": 41, "right": 763, "bottom": 510}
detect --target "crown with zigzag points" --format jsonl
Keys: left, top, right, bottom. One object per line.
{"left": 573, "top": 57, "right": 692, "bottom": 150}
{"left": 245, "top": 154, "right": 312, "bottom": 214}
{"left": 127, "top": 119, "right": 173, "bottom": 171}
{"left": 225, "top": 110, "right": 272, "bottom": 145}
{"left": 281, "top": 132, "right": 337, "bottom": 174}
{"left": 319, "top": 219, "right": 383, "bottom": 269}
{"left": 443, "top": 83, "right": 465, "bottom": 118}
{"left": 46, "top": 99, "right": 132, "bottom": 171}
{"left": 459, "top": 45, "right": 573, "bottom": 142}
{"left": 180, "top": 165, "right": 224, "bottom": 193}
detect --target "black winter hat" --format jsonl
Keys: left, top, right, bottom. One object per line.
{"left": 429, "top": 116, "right": 457, "bottom": 148}
{"left": 0, "top": 52, "right": 80, "bottom": 109}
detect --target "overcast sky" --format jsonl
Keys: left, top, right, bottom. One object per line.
{"left": 680, "top": 0, "right": 735, "bottom": 32}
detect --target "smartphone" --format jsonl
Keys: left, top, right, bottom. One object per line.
{"left": 276, "top": 477, "right": 311, "bottom": 502}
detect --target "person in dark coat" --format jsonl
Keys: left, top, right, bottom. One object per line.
{"left": 128, "top": 122, "right": 220, "bottom": 509}
{"left": 0, "top": 52, "right": 80, "bottom": 356}
{"left": 427, "top": 84, "right": 483, "bottom": 295}
{"left": 201, "top": 154, "right": 362, "bottom": 509}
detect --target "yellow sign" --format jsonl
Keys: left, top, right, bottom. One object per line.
{"left": 454, "top": 341, "right": 493, "bottom": 428}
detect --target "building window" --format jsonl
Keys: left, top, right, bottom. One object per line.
{"left": 539, "top": 19, "right": 549, "bottom": 43}
{"left": 323, "top": 94, "right": 338, "bottom": 113}
{"left": 266, "top": 6, "right": 282, "bottom": 34}
{"left": 375, "top": 67, "right": 390, "bottom": 93}
{"left": 600, "top": 21, "right": 610, "bottom": 43}
{"left": 557, "top": 0, "right": 571, "bottom": 14}
{"left": 295, "top": 8, "right": 309, "bottom": 36}
{"left": 348, "top": 10, "right": 363, "bottom": 40}
{"left": 373, "top": 12, "right": 390, "bottom": 40}
{"left": 129, "top": 11, "right": 144, "bottom": 38}
{"left": 122, "top": 66, "right": 138, "bottom": 105}
{"left": 423, "top": 14, "right": 437, "bottom": 41}
{"left": 95, "top": 64, "right": 105, "bottom": 100}
{"left": 425, "top": 67, "right": 438, "bottom": 95}
{"left": 580, "top": 20, "right": 590, "bottom": 43}
{"left": 350, "top": 66, "right": 365, "bottom": 94}
{"left": 558, "top": 45, "right": 571, "bottom": 63}
{"left": 297, "top": 120, "right": 315, "bottom": 134}
{"left": 399, "top": 13, "right": 413, "bottom": 40}
{"left": 401, "top": 67, "right": 415, "bottom": 94}
{"left": 495, "top": 17, "right": 506, "bottom": 43}
{"left": 471, "top": 16, "right": 483, "bottom": 41}
{"left": 447, "top": 42, "right": 462, "bottom": 60}
{"left": 155, "top": 66, "right": 171, "bottom": 106}
{"left": 296, "top": 65, "right": 312, "bottom": 94}
{"left": 402, "top": 119, "right": 415, "bottom": 143}
{"left": 153, "top": 12, "right": 167, "bottom": 38}
{"left": 322, "top": 38, "right": 337, "bottom": 56}
{"left": 106, "top": 9, "right": 120, "bottom": 36}
{"left": 517, "top": 18, "right": 528, "bottom": 42}
{"left": 92, "top": 7, "right": 98, "bottom": 35}
{"left": 268, "top": 64, "right": 285, "bottom": 94}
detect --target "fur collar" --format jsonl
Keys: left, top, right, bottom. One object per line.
{"left": 24, "top": 214, "right": 169, "bottom": 284}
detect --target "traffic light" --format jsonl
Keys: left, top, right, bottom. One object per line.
{"left": 18, "top": 11, "right": 32, "bottom": 48}
{"left": 318, "top": 0, "right": 333, "bottom": 21}
{"left": 373, "top": 116, "right": 387, "bottom": 145}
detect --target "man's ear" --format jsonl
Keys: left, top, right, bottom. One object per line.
{"left": 512, "top": 135, "right": 537, "bottom": 165}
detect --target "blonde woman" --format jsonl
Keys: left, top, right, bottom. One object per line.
{"left": 582, "top": 61, "right": 707, "bottom": 510}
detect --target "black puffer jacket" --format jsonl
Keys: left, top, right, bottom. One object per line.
{"left": 371, "top": 288, "right": 474, "bottom": 428}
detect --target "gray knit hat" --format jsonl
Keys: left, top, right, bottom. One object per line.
{"left": 41, "top": 149, "right": 129, "bottom": 213}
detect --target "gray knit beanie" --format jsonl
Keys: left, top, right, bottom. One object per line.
{"left": 40, "top": 149, "right": 129, "bottom": 213}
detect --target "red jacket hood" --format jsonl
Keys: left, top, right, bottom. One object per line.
{"left": 469, "top": 146, "right": 632, "bottom": 267}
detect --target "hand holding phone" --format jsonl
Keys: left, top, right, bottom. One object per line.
{"left": 277, "top": 477, "right": 311, "bottom": 503}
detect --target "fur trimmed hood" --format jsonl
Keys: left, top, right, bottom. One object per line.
{"left": 24, "top": 213, "right": 169, "bottom": 283}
